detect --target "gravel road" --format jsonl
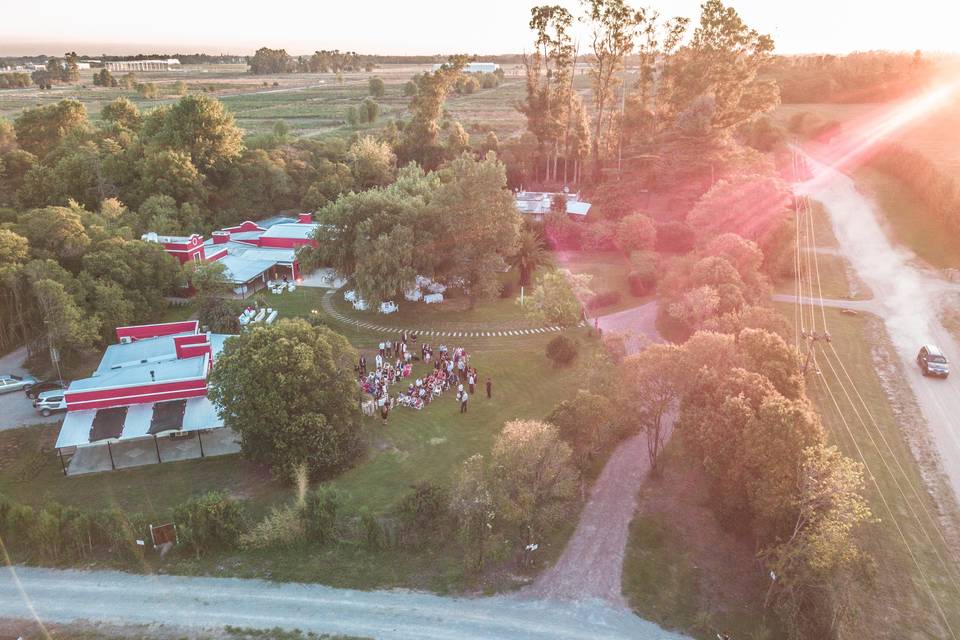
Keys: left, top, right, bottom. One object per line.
{"left": 798, "top": 154, "right": 960, "bottom": 504}
{"left": 0, "top": 566, "right": 688, "bottom": 640}
{"left": 524, "top": 302, "right": 666, "bottom": 605}
{"left": 0, "top": 347, "right": 62, "bottom": 432}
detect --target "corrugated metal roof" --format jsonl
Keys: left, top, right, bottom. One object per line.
{"left": 218, "top": 255, "right": 276, "bottom": 284}
{"left": 261, "top": 223, "right": 317, "bottom": 240}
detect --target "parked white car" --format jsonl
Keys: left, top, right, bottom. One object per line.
{"left": 0, "top": 374, "right": 38, "bottom": 395}
{"left": 34, "top": 389, "right": 68, "bottom": 417}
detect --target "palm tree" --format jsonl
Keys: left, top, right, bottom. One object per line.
{"left": 509, "top": 230, "right": 553, "bottom": 287}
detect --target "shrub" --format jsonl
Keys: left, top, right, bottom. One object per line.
{"left": 581, "top": 221, "right": 618, "bottom": 251}
{"left": 500, "top": 280, "right": 516, "bottom": 298}
{"left": 655, "top": 220, "right": 696, "bottom": 253}
{"left": 239, "top": 503, "right": 304, "bottom": 550}
{"left": 395, "top": 482, "right": 449, "bottom": 547}
{"left": 546, "top": 335, "right": 578, "bottom": 367}
{"left": 302, "top": 487, "right": 340, "bottom": 545}
{"left": 615, "top": 214, "right": 656, "bottom": 253}
{"left": 586, "top": 290, "right": 622, "bottom": 311}
{"left": 358, "top": 507, "right": 386, "bottom": 550}
{"left": 198, "top": 296, "right": 242, "bottom": 333}
{"left": 173, "top": 491, "right": 245, "bottom": 558}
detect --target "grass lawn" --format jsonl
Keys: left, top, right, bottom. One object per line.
{"left": 853, "top": 167, "right": 960, "bottom": 270}
{"left": 774, "top": 302, "right": 960, "bottom": 637}
{"left": 0, "top": 287, "right": 605, "bottom": 592}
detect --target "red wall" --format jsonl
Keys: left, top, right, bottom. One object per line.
{"left": 65, "top": 378, "right": 208, "bottom": 411}
{"left": 116, "top": 321, "right": 199, "bottom": 342}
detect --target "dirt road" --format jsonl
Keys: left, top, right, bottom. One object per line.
{"left": 523, "top": 302, "right": 665, "bottom": 605}
{"left": 798, "top": 155, "right": 960, "bottom": 503}
{"left": 0, "top": 566, "right": 687, "bottom": 640}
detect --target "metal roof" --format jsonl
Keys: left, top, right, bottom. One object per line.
{"left": 260, "top": 223, "right": 318, "bottom": 240}
{"left": 218, "top": 255, "right": 277, "bottom": 284}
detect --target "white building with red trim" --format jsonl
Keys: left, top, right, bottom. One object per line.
{"left": 54, "top": 320, "right": 240, "bottom": 476}
{"left": 143, "top": 213, "right": 319, "bottom": 297}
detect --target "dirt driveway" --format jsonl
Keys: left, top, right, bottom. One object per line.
{"left": 0, "top": 347, "right": 62, "bottom": 432}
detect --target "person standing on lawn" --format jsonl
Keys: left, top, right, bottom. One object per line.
{"left": 486, "top": 377, "right": 492, "bottom": 399}
{"left": 460, "top": 390, "right": 469, "bottom": 413}
{"left": 467, "top": 371, "right": 475, "bottom": 394}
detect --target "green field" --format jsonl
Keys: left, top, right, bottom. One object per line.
{"left": 0, "top": 63, "right": 535, "bottom": 140}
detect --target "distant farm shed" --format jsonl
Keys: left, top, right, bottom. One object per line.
{"left": 105, "top": 58, "right": 181, "bottom": 71}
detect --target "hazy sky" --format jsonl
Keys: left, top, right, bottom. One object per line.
{"left": 2, "top": 0, "right": 959, "bottom": 57}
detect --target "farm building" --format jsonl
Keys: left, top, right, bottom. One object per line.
{"left": 515, "top": 191, "right": 592, "bottom": 219}
{"left": 104, "top": 58, "right": 181, "bottom": 71}
{"left": 54, "top": 320, "right": 239, "bottom": 476}
{"left": 143, "top": 213, "right": 319, "bottom": 297}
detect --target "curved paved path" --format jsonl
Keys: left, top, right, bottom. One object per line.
{"left": 320, "top": 290, "right": 585, "bottom": 338}
{"left": 771, "top": 293, "right": 880, "bottom": 314}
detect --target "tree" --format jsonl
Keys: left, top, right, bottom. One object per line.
{"left": 152, "top": 94, "right": 244, "bottom": 171}
{"left": 402, "top": 80, "right": 418, "bottom": 97}
{"left": 248, "top": 47, "right": 294, "bottom": 74}
{"left": 481, "top": 130, "right": 500, "bottom": 155}
{"left": 0, "top": 229, "right": 29, "bottom": 265}
{"left": 445, "top": 122, "right": 470, "bottom": 157}
{"left": 545, "top": 334, "right": 579, "bottom": 367}
{"left": 582, "top": 0, "right": 645, "bottom": 181}
{"left": 429, "top": 152, "right": 520, "bottom": 304}
{"left": 120, "top": 72, "right": 137, "bottom": 89}
{"left": 763, "top": 445, "right": 873, "bottom": 639}
{"left": 508, "top": 229, "right": 553, "bottom": 286}
{"left": 400, "top": 56, "right": 466, "bottom": 169}
{"left": 100, "top": 97, "right": 141, "bottom": 130}
{"left": 184, "top": 259, "right": 230, "bottom": 298}
{"left": 450, "top": 454, "right": 497, "bottom": 572}
{"left": 519, "top": 5, "right": 576, "bottom": 183}
{"left": 347, "top": 136, "right": 395, "bottom": 189}
{"left": 368, "top": 76, "right": 385, "bottom": 97}
{"left": 548, "top": 390, "right": 615, "bottom": 470}
{"left": 619, "top": 343, "right": 686, "bottom": 474}
{"left": 136, "top": 82, "right": 158, "bottom": 100}
{"left": 615, "top": 213, "right": 656, "bottom": 253}
{"left": 490, "top": 420, "right": 578, "bottom": 554}
{"left": 669, "top": 0, "right": 779, "bottom": 132}
{"left": 173, "top": 80, "right": 188, "bottom": 96}
{"left": 14, "top": 100, "right": 89, "bottom": 159}
{"left": 360, "top": 97, "right": 379, "bottom": 124}
{"left": 300, "top": 159, "right": 354, "bottom": 210}
{"left": 525, "top": 268, "right": 592, "bottom": 326}
{"left": 18, "top": 204, "right": 91, "bottom": 260}
{"left": 136, "top": 149, "right": 208, "bottom": 206}
{"left": 93, "top": 68, "right": 117, "bottom": 87}
{"left": 208, "top": 319, "right": 364, "bottom": 482}
{"left": 32, "top": 278, "right": 100, "bottom": 354}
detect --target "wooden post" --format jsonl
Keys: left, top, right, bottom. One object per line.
{"left": 197, "top": 430, "right": 205, "bottom": 458}
{"left": 154, "top": 435, "right": 162, "bottom": 463}
{"left": 58, "top": 448, "right": 66, "bottom": 476}
{"left": 106, "top": 440, "right": 116, "bottom": 470}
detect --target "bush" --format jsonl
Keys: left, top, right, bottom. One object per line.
{"left": 239, "top": 503, "right": 304, "bottom": 550}
{"left": 615, "top": 214, "right": 656, "bottom": 253}
{"left": 655, "top": 220, "right": 696, "bottom": 253}
{"left": 586, "top": 290, "right": 622, "bottom": 311}
{"left": 198, "top": 296, "right": 242, "bottom": 333}
{"left": 581, "top": 221, "right": 618, "bottom": 251}
{"left": 546, "top": 335, "right": 578, "bottom": 367}
{"left": 500, "top": 280, "right": 516, "bottom": 298}
{"left": 302, "top": 487, "right": 340, "bottom": 545}
{"left": 395, "top": 481, "right": 449, "bottom": 547}
{"left": 173, "top": 491, "right": 245, "bottom": 558}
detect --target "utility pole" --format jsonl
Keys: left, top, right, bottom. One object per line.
{"left": 800, "top": 330, "right": 831, "bottom": 375}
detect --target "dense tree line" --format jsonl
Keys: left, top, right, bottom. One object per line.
{"left": 765, "top": 51, "right": 934, "bottom": 104}
{"left": 0, "top": 73, "right": 31, "bottom": 89}
{"left": 249, "top": 47, "right": 377, "bottom": 75}
{"left": 864, "top": 142, "right": 960, "bottom": 235}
